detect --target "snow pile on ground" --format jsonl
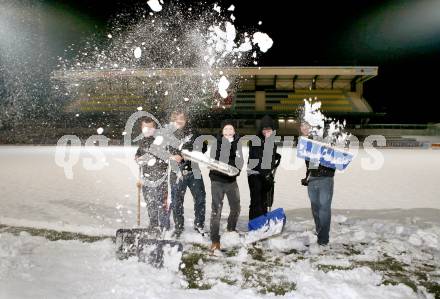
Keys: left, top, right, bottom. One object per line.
{"left": 1, "top": 213, "right": 439, "bottom": 299}
{"left": 0, "top": 232, "right": 244, "bottom": 299}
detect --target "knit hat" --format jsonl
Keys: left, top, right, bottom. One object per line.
{"left": 260, "top": 115, "right": 275, "bottom": 130}
{"left": 221, "top": 119, "right": 236, "bottom": 130}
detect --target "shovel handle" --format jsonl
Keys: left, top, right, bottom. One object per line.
{"left": 137, "top": 166, "right": 141, "bottom": 226}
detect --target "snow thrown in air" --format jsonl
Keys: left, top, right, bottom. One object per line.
{"left": 133, "top": 47, "right": 142, "bottom": 59}
{"left": 252, "top": 32, "right": 273, "bottom": 52}
{"left": 217, "top": 76, "right": 230, "bottom": 98}
{"left": 147, "top": 0, "right": 163, "bottom": 12}
{"left": 55, "top": 2, "right": 274, "bottom": 130}
{"left": 302, "top": 98, "right": 350, "bottom": 146}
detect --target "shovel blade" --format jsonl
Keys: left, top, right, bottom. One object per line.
{"left": 115, "top": 228, "right": 161, "bottom": 260}
{"left": 115, "top": 228, "right": 183, "bottom": 269}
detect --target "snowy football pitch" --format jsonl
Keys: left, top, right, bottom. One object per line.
{"left": 0, "top": 146, "right": 439, "bottom": 298}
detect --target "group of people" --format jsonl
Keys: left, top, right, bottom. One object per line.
{"left": 135, "top": 111, "right": 335, "bottom": 253}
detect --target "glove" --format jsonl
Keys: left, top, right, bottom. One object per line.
{"left": 264, "top": 173, "right": 274, "bottom": 183}
{"left": 262, "top": 173, "right": 275, "bottom": 191}
{"left": 136, "top": 180, "right": 143, "bottom": 188}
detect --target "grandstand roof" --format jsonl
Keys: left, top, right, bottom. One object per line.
{"left": 52, "top": 66, "right": 378, "bottom": 87}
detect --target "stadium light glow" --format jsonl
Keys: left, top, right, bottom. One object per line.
{"left": 351, "top": 0, "right": 440, "bottom": 52}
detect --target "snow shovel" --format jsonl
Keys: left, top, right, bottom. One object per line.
{"left": 115, "top": 164, "right": 183, "bottom": 268}
{"left": 244, "top": 208, "right": 287, "bottom": 244}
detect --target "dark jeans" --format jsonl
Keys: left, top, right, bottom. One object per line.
{"left": 248, "top": 174, "right": 268, "bottom": 220}
{"left": 142, "top": 182, "right": 170, "bottom": 230}
{"left": 210, "top": 180, "right": 240, "bottom": 243}
{"left": 171, "top": 171, "right": 206, "bottom": 231}
{"left": 307, "top": 176, "right": 334, "bottom": 245}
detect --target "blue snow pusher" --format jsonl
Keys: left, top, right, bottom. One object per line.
{"left": 248, "top": 208, "right": 287, "bottom": 231}
{"left": 296, "top": 136, "right": 354, "bottom": 171}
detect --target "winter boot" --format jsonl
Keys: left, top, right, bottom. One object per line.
{"left": 172, "top": 228, "right": 183, "bottom": 239}
{"left": 209, "top": 241, "right": 221, "bottom": 255}
{"left": 194, "top": 225, "right": 206, "bottom": 237}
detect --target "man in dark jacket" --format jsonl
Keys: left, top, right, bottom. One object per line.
{"left": 168, "top": 111, "right": 207, "bottom": 237}
{"left": 209, "top": 120, "right": 244, "bottom": 252}
{"left": 247, "top": 115, "right": 281, "bottom": 220}
{"left": 300, "top": 121, "right": 335, "bottom": 246}
{"left": 135, "top": 116, "right": 170, "bottom": 231}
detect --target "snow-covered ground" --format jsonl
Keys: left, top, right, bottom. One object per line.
{"left": 1, "top": 146, "right": 440, "bottom": 233}
{"left": 1, "top": 146, "right": 440, "bottom": 298}
{"left": 1, "top": 215, "right": 439, "bottom": 299}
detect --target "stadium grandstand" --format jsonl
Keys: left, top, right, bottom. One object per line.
{"left": 49, "top": 65, "right": 439, "bottom": 147}
{"left": 51, "top": 66, "right": 383, "bottom": 137}
{"left": 2, "top": 65, "right": 437, "bottom": 145}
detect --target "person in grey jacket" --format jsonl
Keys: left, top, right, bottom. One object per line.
{"left": 135, "top": 116, "right": 170, "bottom": 231}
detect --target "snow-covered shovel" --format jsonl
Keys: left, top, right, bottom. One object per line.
{"left": 244, "top": 208, "right": 286, "bottom": 244}
{"left": 243, "top": 155, "right": 283, "bottom": 244}
{"left": 181, "top": 150, "right": 239, "bottom": 176}
{"left": 115, "top": 165, "right": 183, "bottom": 269}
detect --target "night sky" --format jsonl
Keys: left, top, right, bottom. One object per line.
{"left": 5, "top": 0, "right": 440, "bottom": 123}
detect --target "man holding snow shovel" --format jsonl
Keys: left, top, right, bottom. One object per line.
{"left": 167, "top": 110, "right": 207, "bottom": 238}
{"left": 300, "top": 121, "right": 335, "bottom": 246}
{"left": 247, "top": 115, "right": 281, "bottom": 220}
{"left": 135, "top": 116, "right": 170, "bottom": 232}
{"left": 115, "top": 116, "right": 183, "bottom": 266}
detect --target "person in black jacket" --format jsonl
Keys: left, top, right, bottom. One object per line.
{"left": 247, "top": 115, "right": 281, "bottom": 220}
{"left": 300, "top": 121, "right": 335, "bottom": 246}
{"left": 135, "top": 116, "right": 170, "bottom": 231}
{"left": 209, "top": 120, "right": 244, "bottom": 252}
{"left": 167, "top": 111, "right": 207, "bottom": 237}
